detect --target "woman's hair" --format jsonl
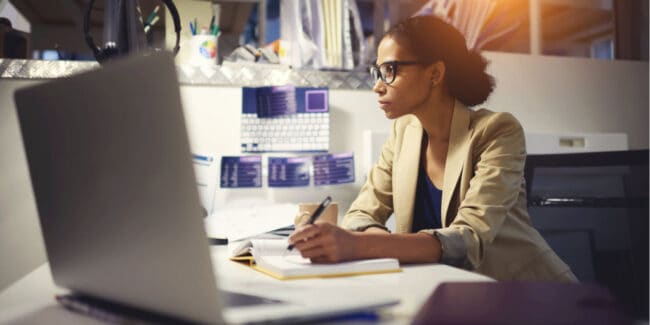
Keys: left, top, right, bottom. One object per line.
{"left": 383, "top": 15, "right": 495, "bottom": 107}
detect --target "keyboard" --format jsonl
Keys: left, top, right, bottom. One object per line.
{"left": 221, "top": 290, "right": 283, "bottom": 307}
{"left": 240, "top": 112, "right": 329, "bottom": 152}
{"left": 241, "top": 86, "right": 330, "bottom": 153}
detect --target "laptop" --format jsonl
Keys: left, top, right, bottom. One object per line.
{"left": 14, "top": 53, "right": 398, "bottom": 324}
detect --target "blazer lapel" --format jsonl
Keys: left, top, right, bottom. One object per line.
{"left": 441, "top": 101, "right": 472, "bottom": 227}
{"left": 393, "top": 120, "right": 422, "bottom": 233}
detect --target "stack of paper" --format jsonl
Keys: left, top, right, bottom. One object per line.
{"left": 280, "top": 0, "right": 362, "bottom": 69}
{"left": 322, "top": 0, "right": 343, "bottom": 68}
{"left": 204, "top": 203, "right": 298, "bottom": 241}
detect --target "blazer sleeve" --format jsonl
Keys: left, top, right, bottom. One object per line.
{"left": 426, "top": 112, "right": 526, "bottom": 269}
{"left": 340, "top": 121, "right": 397, "bottom": 232}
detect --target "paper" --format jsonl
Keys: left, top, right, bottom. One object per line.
{"left": 229, "top": 238, "right": 293, "bottom": 257}
{"left": 192, "top": 153, "right": 219, "bottom": 214}
{"left": 268, "top": 157, "right": 310, "bottom": 187}
{"left": 257, "top": 256, "right": 400, "bottom": 279}
{"left": 204, "top": 203, "right": 298, "bottom": 241}
{"left": 220, "top": 156, "right": 262, "bottom": 188}
{"left": 313, "top": 152, "right": 355, "bottom": 185}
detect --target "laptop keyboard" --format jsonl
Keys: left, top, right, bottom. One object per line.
{"left": 220, "top": 290, "right": 284, "bottom": 307}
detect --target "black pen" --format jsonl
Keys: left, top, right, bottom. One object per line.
{"left": 209, "top": 15, "right": 215, "bottom": 31}
{"left": 287, "top": 196, "right": 332, "bottom": 251}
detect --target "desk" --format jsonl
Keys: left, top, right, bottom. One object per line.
{"left": 0, "top": 246, "right": 493, "bottom": 324}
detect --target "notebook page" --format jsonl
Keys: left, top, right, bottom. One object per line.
{"left": 250, "top": 239, "right": 299, "bottom": 258}
{"left": 230, "top": 238, "right": 302, "bottom": 258}
{"left": 256, "top": 256, "right": 400, "bottom": 278}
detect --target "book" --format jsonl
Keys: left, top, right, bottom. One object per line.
{"left": 229, "top": 239, "right": 401, "bottom": 280}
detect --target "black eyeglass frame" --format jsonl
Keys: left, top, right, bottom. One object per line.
{"left": 369, "top": 60, "right": 422, "bottom": 85}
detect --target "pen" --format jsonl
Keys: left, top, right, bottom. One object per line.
{"left": 144, "top": 16, "right": 159, "bottom": 34}
{"left": 145, "top": 5, "right": 160, "bottom": 25}
{"left": 287, "top": 196, "right": 331, "bottom": 251}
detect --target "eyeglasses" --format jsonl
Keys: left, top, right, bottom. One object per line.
{"left": 369, "top": 60, "right": 421, "bottom": 85}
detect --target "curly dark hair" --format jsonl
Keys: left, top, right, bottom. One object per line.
{"left": 383, "top": 15, "right": 495, "bottom": 107}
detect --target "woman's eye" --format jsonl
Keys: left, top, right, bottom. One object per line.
{"left": 383, "top": 65, "right": 394, "bottom": 77}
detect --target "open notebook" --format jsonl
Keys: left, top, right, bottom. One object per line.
{"left": 229, "top": 239, "right": 401, "bottom": 280}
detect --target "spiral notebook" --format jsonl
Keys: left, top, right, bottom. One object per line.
{"left": 230, "top": 239, "right": 401, "bottom": 280}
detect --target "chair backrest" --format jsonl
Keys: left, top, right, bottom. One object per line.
{"left": 524, "top": 149, "right": 648, "bottom": 319}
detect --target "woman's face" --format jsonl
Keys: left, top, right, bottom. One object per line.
{"left": 373, "top": 36, "right": 434, "bottom": 119}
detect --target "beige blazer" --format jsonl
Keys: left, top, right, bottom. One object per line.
{"left": 342, "top": 101, "right": 577, "bottom": 281}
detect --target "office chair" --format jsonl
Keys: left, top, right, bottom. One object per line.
{"left": 524, "top": 149, "right": 648, "bottom": 319}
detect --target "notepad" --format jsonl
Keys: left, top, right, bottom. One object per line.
{"left": 229, "top": 239, "right": 401, "bottom": 280}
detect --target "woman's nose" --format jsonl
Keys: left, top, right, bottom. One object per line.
{"left": 372, "top": 78, "right": 385, "bottom": 94}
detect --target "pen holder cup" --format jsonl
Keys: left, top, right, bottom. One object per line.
{"left": 295, "top": 202, "right": 338, "bottom": 227}
{"left": 189, "top": 34, "right": 219, "bottom": 66}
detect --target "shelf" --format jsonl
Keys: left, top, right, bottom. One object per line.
{"left": 0, "top": 59, "right": 375, "bottom": 90}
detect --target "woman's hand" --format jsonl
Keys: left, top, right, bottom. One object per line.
{"left": 288, "top": 222, "right": 359, "bottom": 263}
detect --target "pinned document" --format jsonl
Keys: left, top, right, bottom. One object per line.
{"left": 313, "top": 152, "right": 355, "bottom": 186}
{"left": 268, "top": 157, "right": 310, "bottom": 187}
{"left": 192, "top": 153, "right": 219, "bottom": 213}
{"left": 241, "top": 87, "right": 330, "bottom": 153}
{"left": 220, "top": 156, "right": 262, "bottom": 188}
{"left": 255, "top": 85, "right": 297, "bottom": 118}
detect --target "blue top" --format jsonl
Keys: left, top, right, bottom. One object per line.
{"left": 411, "top": 164, "right": 443, "bottom": 232}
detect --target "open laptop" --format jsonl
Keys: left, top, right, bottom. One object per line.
{"left": 14, "top": 53, "right": 398, "bottom": 324}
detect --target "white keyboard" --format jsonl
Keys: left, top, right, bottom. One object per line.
{"left": 241, "top": 112, "right": 330, "bottom": 152}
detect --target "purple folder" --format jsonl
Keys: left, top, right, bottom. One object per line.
{"left": 412, "top": 282, "right": 631, "bottom": 325}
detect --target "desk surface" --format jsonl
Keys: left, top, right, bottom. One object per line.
{"left": 0, "top": 246, "right": 492, "bottom": 324}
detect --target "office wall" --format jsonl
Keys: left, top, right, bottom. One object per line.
{"left": 180, "top": 51, "right": 648, "bottom": 213}
{"left": 483, "top": 52, "right": 649, "bottom": 150}
{"left": 179, "top": 85, "right": 388, "bottom": 213}
{"left": 0, "top": 80, "right": 47, "bottom": 291}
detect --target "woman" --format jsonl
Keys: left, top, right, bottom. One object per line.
{"left": 289, "top": 15, "right": 577, "bottom": 281}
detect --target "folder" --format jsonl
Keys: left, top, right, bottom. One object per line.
{"left": 412, "top": 282, "right": 632, "bottom": 325}
{"left": 230, "top": 239, "right": 401, "bottom": 280}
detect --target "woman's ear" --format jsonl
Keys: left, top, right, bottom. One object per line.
{"left": 430, "top": 61, "right": 446, "bottom": 86}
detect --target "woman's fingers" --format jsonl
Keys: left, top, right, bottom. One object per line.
{"left": 300, "top": 224, "right": 345, "bottom": 262}
{"left": 288, "top": 223, "right": 355, "bottom": 263}
{"left": 297, "top": 244, "right": 327, "bottom": 260}
{"left": 292, "top": 233, "right": 323, "bottom": 252}
{"left": 288, "top": 224, "right": 320, "bottom": 246}
{"left": 297, "top": 242, "right": 339, "bottom": 263}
